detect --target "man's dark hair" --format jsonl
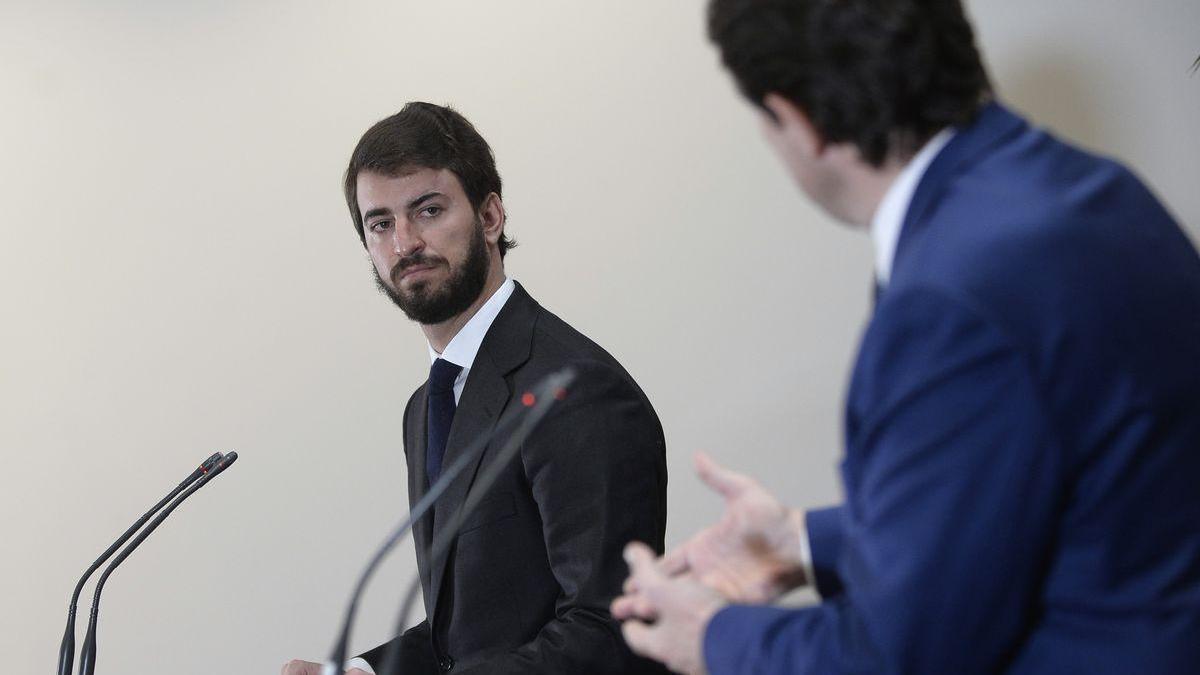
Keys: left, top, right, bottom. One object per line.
{"left": 708, "top": 0, "right": 992, "bottom": 165}
{"left": 344, "top": 102, "right": 516, "bottom": 257}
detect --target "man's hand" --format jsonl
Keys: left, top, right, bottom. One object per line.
{"left": 611, "top": 542, "right": 725, "bottom": 675}
{"left": 280, "top": 659, "right": 370, "bottom": 675}
{"left": 657, "top": 453, "right": 807, "bottom": 603}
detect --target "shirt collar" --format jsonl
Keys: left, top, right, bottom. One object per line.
{"left": 869, "top": 128, "right": 955, "bottom": 287}
{"left": 427, "top": 277, "right": 516, "bottom": 368}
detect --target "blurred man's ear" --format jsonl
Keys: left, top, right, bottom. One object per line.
{"left": 762, "top": 93, "right": 825, "bottom": 159}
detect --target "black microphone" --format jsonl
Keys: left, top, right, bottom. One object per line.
{"left": 321, "top": 369, "right": 574, "bottom": 675}
{"left": 378, "top": 367, "right": 576, "bottom": 675}
{"left": 56, "top": 452, "right": 223, "bottom": 675}
{"left": 78, "top": 451, "right": 239, "bottom": 675}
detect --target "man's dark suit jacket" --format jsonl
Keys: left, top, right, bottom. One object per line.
{"left": 361, "top": 283, "right": 668, "bottom": 674}
{"left": 705, "top": 103, "right": 1200, "bottom": 673}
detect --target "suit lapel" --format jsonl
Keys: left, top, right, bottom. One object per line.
{"left": 426, "top": 282, "right": 538, "bottom": 618}
{"left": 850, "top": 105, "right": 1028, "bottom": 486}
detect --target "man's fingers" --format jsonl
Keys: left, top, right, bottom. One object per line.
{"left": 618, "top": 541, "right": 675, "bottom": 625}
{"left": 346, "top": 670, "right": 371, "bottom": 675}
{"left": 695, "top": 452, "right": 751, "bottom": 499}
{"left": 623, "top": 575, "right": 638, "bottom": 594}
{"left": 616, "top": 541, "right": 672, "bottom": 622}
{"left": 612, "top": 593, "right": 634, "bottom": 619}
{"left": 660, "top": 545, "right": 690, "bottom": 576}
{"left": 624, "top": 541, "right": 664, "bottom": 584}
{"left": 621, "top": 619, "right": 659, "bottom": 660}
{"left": 611, "top": 591, "right": 658, "bottom": 621}
{"left": 624, "top": 541, "right": 656, "bottom": 569}
{"left": 625, "top": 539, "right": 691, "bottom": 600}
{"left": 280, "top": 659, "right": 322, "bottom": 675}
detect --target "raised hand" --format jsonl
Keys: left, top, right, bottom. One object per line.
{"left": 658, "top": 453, "right": 807, "bottom": 603}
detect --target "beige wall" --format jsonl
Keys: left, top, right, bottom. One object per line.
{"left": 2, "top": 1, "right": 1197, "bottom": 672}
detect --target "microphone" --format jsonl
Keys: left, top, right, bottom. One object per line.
{"left": 78, "top": 451, "right": 239, "bottom": 675}
{"left": 57, "top": 452, "right": 223, "bottom": 675}
{"left": 321, "top": 368, "right": 575, "bottom": 675}
{"left": 378, "top": 367, "right": 576, "bottom": 675}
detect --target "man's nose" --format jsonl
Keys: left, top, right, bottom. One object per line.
{"left": 391, "top": 220, "right": 424, "bottom": 257}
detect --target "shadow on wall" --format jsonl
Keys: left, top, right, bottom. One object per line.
{"left": 988, "top": 48, "right": 1200, "bottom": 250}
{"left": 992, "top": 50, "right": 1116, "bottom": 155}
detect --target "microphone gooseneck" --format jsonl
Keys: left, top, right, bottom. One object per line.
{"left": 78, "top": 451, "right": 239, "bottom": 675}
{"left": 378, "top": 367, "right": 577, "bottom": 675}
{"left": 321, "top": 370, "right": 575, "bottom": 675}
{"left": 56, "top": 452, "right": 223, "bottom": 675}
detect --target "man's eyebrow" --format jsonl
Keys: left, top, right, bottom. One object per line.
{"left": 362, "top": 207, "right": 392, "bottom": 222}
{"left": 407, "top": 191, "right": 444, "bottom": 210}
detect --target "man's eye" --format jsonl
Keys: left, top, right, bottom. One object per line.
{"left": 420, "top": 206, "right": 442, "bottom": 218}
{"left": 369, "top": 220, "right": 392, "bottom": 232}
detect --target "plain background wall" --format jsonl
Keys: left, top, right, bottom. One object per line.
{"left": 2, "top": 1, "right": 1197, "bottom": 672}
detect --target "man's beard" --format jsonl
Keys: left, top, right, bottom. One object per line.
{"left": 373, "top": 222, "right": 490, "bottom": 325}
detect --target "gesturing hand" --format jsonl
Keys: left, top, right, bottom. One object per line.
{"left": 659, "top": 453, "right": 807, "bottom": 603}
{"left": 611, "top": 542, "right": 725, "bottom": 675}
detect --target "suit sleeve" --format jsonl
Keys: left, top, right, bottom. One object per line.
{"left": 805, "top": 505, "right": 846, "bottom": 598}
{"left": 454, "top": 360, "right": 668, "bottom": 675}
{"left": 704, "top": 287, "right": 1064, "bottom": 674}
{"left": 359, "top": 620, "right": 439, "bottom": 673}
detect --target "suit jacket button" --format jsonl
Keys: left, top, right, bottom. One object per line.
{"left": 439, "top": 656, "right": 454, "bottom": 671}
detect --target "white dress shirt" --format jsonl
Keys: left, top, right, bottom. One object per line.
{"left": 799, "top": 128, "right": 955, "bottom": 595}
{"left": 345, "top": 277, "right": 516, "bottom": 675}
{"left": 426, "top": 277, "right": 516, "bottom": 404}
{"left": 869, "top": 128, "right": 955, "bottom": 288}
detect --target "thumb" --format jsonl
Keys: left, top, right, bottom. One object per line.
{"left": 695, "top": 452, "right": 751, "bottom": 499}
{"left": 624, "top": 541, "right": 663, "bottom": 580}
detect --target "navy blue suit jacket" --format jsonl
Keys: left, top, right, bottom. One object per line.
{"left": 705, "top": 103, "right": 1200, "bottom": 674}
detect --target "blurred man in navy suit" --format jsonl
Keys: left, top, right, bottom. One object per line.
{"left": 614, "top": 1, "right": 1200, "bottom": 673}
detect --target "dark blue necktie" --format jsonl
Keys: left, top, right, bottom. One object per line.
{"left": 426, "top": 358, "right": 463, "bottom": 484}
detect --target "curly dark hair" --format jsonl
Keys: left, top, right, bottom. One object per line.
{"left": 344, "top": 102, "right": 516, "bottom": 257}
{"left": 707, "top": 0, "right": 992, "bottom": 165}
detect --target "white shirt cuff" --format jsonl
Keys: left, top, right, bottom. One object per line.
{"left": 798, "top": 516, "right": 817, "bottom": 596}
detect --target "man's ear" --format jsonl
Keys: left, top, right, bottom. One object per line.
{"left": 479, "top": 192, "right": 506, "bottom": 245}
{"left": 762, "top": 92, "right": 825, "bottom": 159}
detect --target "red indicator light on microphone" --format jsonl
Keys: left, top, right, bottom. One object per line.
{"left": 522, "top": 392, "right": 536, "bottom": 407}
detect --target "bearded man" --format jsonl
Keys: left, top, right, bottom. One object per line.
{"left": 285, "top": 102, "right": 668, "bottom": 675}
